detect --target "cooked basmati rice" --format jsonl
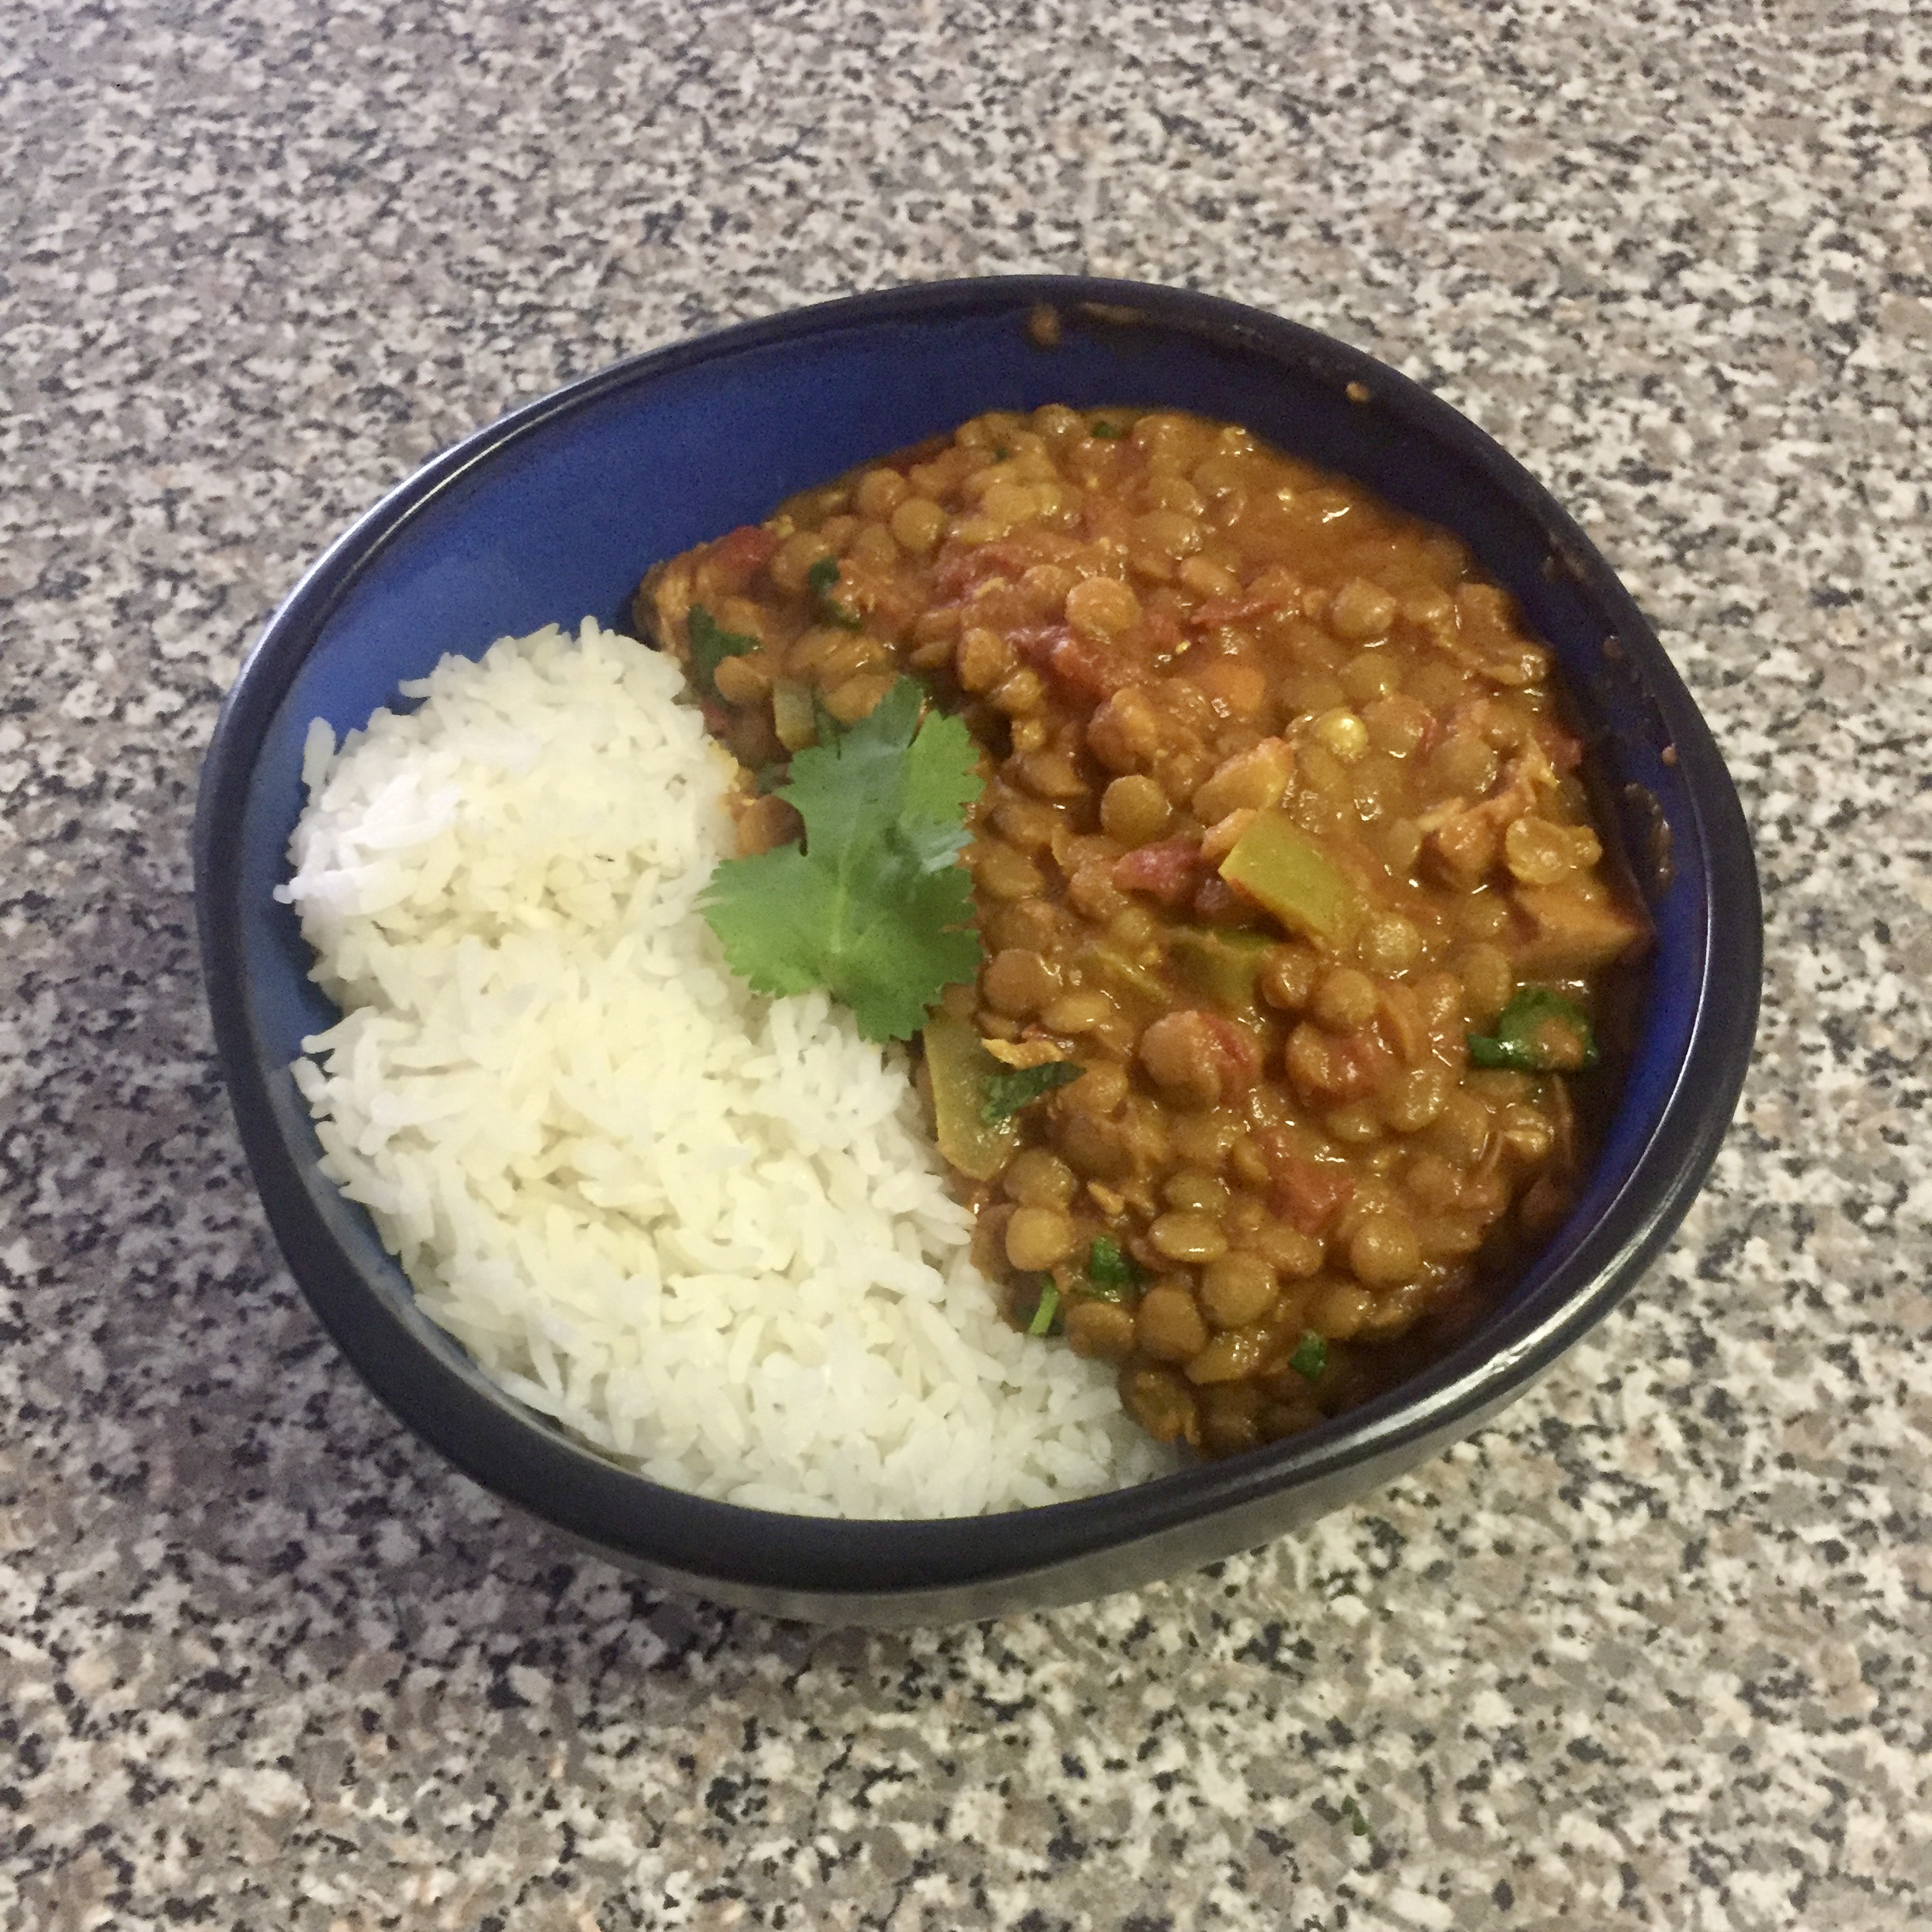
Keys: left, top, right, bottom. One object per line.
{"left": 277, "top": 618, "right": 1174, "bottom": 1516}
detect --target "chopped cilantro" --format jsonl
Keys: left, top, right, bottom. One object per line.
{"left": 1339, "top": 1794, "right": 1373, "bottom": 1840}
{"left": 1090, "top": 420, "right": 1126, "bottom": 439}
{"left": 1086, "top": 1234, "right": 1147, "bottom": 1299}
{"left": 982, "top": 1059, "right": 1084, "bottom": 1125}
{"left": 1468, "top": 986, "right": 1600, "bottom": 1072}
{"left": 687, "top": 605, "right": 758, "bottom": 697}
{"left": 993, "top": 444, "right": 1012, "bottom": 461}
{"left": 699, "top": 678, "right": 983, "bottom": 1043}
{"left": 1024, "top": 1279, "right": 1061, "bottom": 1337}
{"left": 1289, "top": 1331, "right": 1328, "bottom": 1382}
{"left": 807, "top": 554, "right": 864, "bottom": 631}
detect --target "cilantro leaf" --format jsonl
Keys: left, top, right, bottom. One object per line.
{"left": 781, "top": 679, "right": 974, "bottom": 859}
{"left": 981, "top": 1059, "right": 1084, "bottom": 1125}
{"left": 699, "top": 677, "right": 984, "bottom": 1043}
{"left": 807, "top": 554, "right": 863, "bottom": 631}
{"left": 1467, "top": 986, "right": 1599, "bottom": 1072}
{"left": 687, "top": 605, "right": 758, "bottom": 696}
{"left": 1085, "top": 1234, "right": 1147, "bottom": 1299}
{"left": 1289, "top": 1331, "right": 1328, "bottom": 1381}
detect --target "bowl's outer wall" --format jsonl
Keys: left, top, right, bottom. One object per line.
{"left": 197, "top": 278, "right": 1761, "bottom": 1624}
{"left": 546, "top": 1367, "right": 1546, "bottom": 1627}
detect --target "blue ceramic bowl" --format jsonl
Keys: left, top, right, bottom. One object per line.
{"left": 195, "top": 278, "right": 1759, "bottom": 1625}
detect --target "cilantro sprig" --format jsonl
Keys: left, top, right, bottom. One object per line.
{"left": 687, "top": 605, "right": 758, "bottom": 697}
{"left": 1024, "top": 1279, "right": 1061, "bottom": 1337}
{"left": 699, "top": 678, "right": 983, "bottom": 1043}
{"left": 807, "top": 555, "right": 864, "bottom": 631}
{"left": 1467, "top": 987, "right": 1600, "bottom": 1073}
{"left": 981, "top": 1059, "right": 1084, "bottom": 1124}
{"left": 1084, "top": 1234, "right": 1147, "bottom": 1301}
{"left": 1289, "top": 1331, "right": 1328, "bottom": 1382}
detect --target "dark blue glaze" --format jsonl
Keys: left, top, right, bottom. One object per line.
{"left": 197, "top": 278, "right": 1760, "bottom": 1625}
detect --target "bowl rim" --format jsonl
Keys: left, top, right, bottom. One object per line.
{"left": 195, "top": 274, "right": 1762, "bottom": 1609}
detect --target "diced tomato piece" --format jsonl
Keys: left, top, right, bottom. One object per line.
{"left": 707, "top": 525, "right": 778, "bottom": 592}
{"left": 1198, "top": 1011, "right": 1263, "bottom": 1091}
{"left": 1050, "top": 632, "right": 1132, "bottom": 700}
{"left": 1111, "top": 838, "right": 1206, "bottom": 908}
{"left": 1258, "top": 1140, "right": 1357, "bottom": 1236}
{"left": 1138, "top": 607, "right": 1186, "bottom": 654}
{"left": 1283, "top": 1020, "right": 1393, "bottom": 1105}
{"left": 1006, "top": 626, "right": 1133, "bottom": 701}
{"left": 933, "top": 538, "right": 1035, "bottom": 601}
{"left": 931, "top": 551, "right": 977, "bottom": 601}
{"left": 1190, "top": 876, "right": 1251, "bottom": 926}
{"left": 1009, "top": 624, "right": 1068, "bottom": 669}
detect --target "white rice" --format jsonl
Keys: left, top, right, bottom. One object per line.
{"left": 276, "top": 617, "right": 1174, "bottom": 1517}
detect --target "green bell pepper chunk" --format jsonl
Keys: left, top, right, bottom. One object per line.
{"left": 1218, "top": 810, "right": 1361, "bottom": 947}
{"left": 1085, "top": 1234, "right": 1147, "bottom": 1300}
{"left": 1170, "top": 926, "right": 1272, "bottom": 1010}
{"left": 1078, "top": 941, "right": 1166, "bottom": 1007}
{"left": 923, "top": 1009, "right": 1020, "bottom": 1181}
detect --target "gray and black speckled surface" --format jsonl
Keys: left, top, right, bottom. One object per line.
{"left": 3, "top": 1, "right": 1929, "bottom": 1926}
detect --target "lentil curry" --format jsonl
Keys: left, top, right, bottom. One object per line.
{"left": 639, "top": 406, "right": 1649, "bottom": 1459}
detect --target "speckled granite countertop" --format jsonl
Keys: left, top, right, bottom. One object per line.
{"left": 3, "top": 1, "right": 1928, "bottom": 1926}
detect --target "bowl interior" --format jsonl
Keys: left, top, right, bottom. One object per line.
{"left": 207, "top": 279, "right": 1750, "bottom": 1611}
